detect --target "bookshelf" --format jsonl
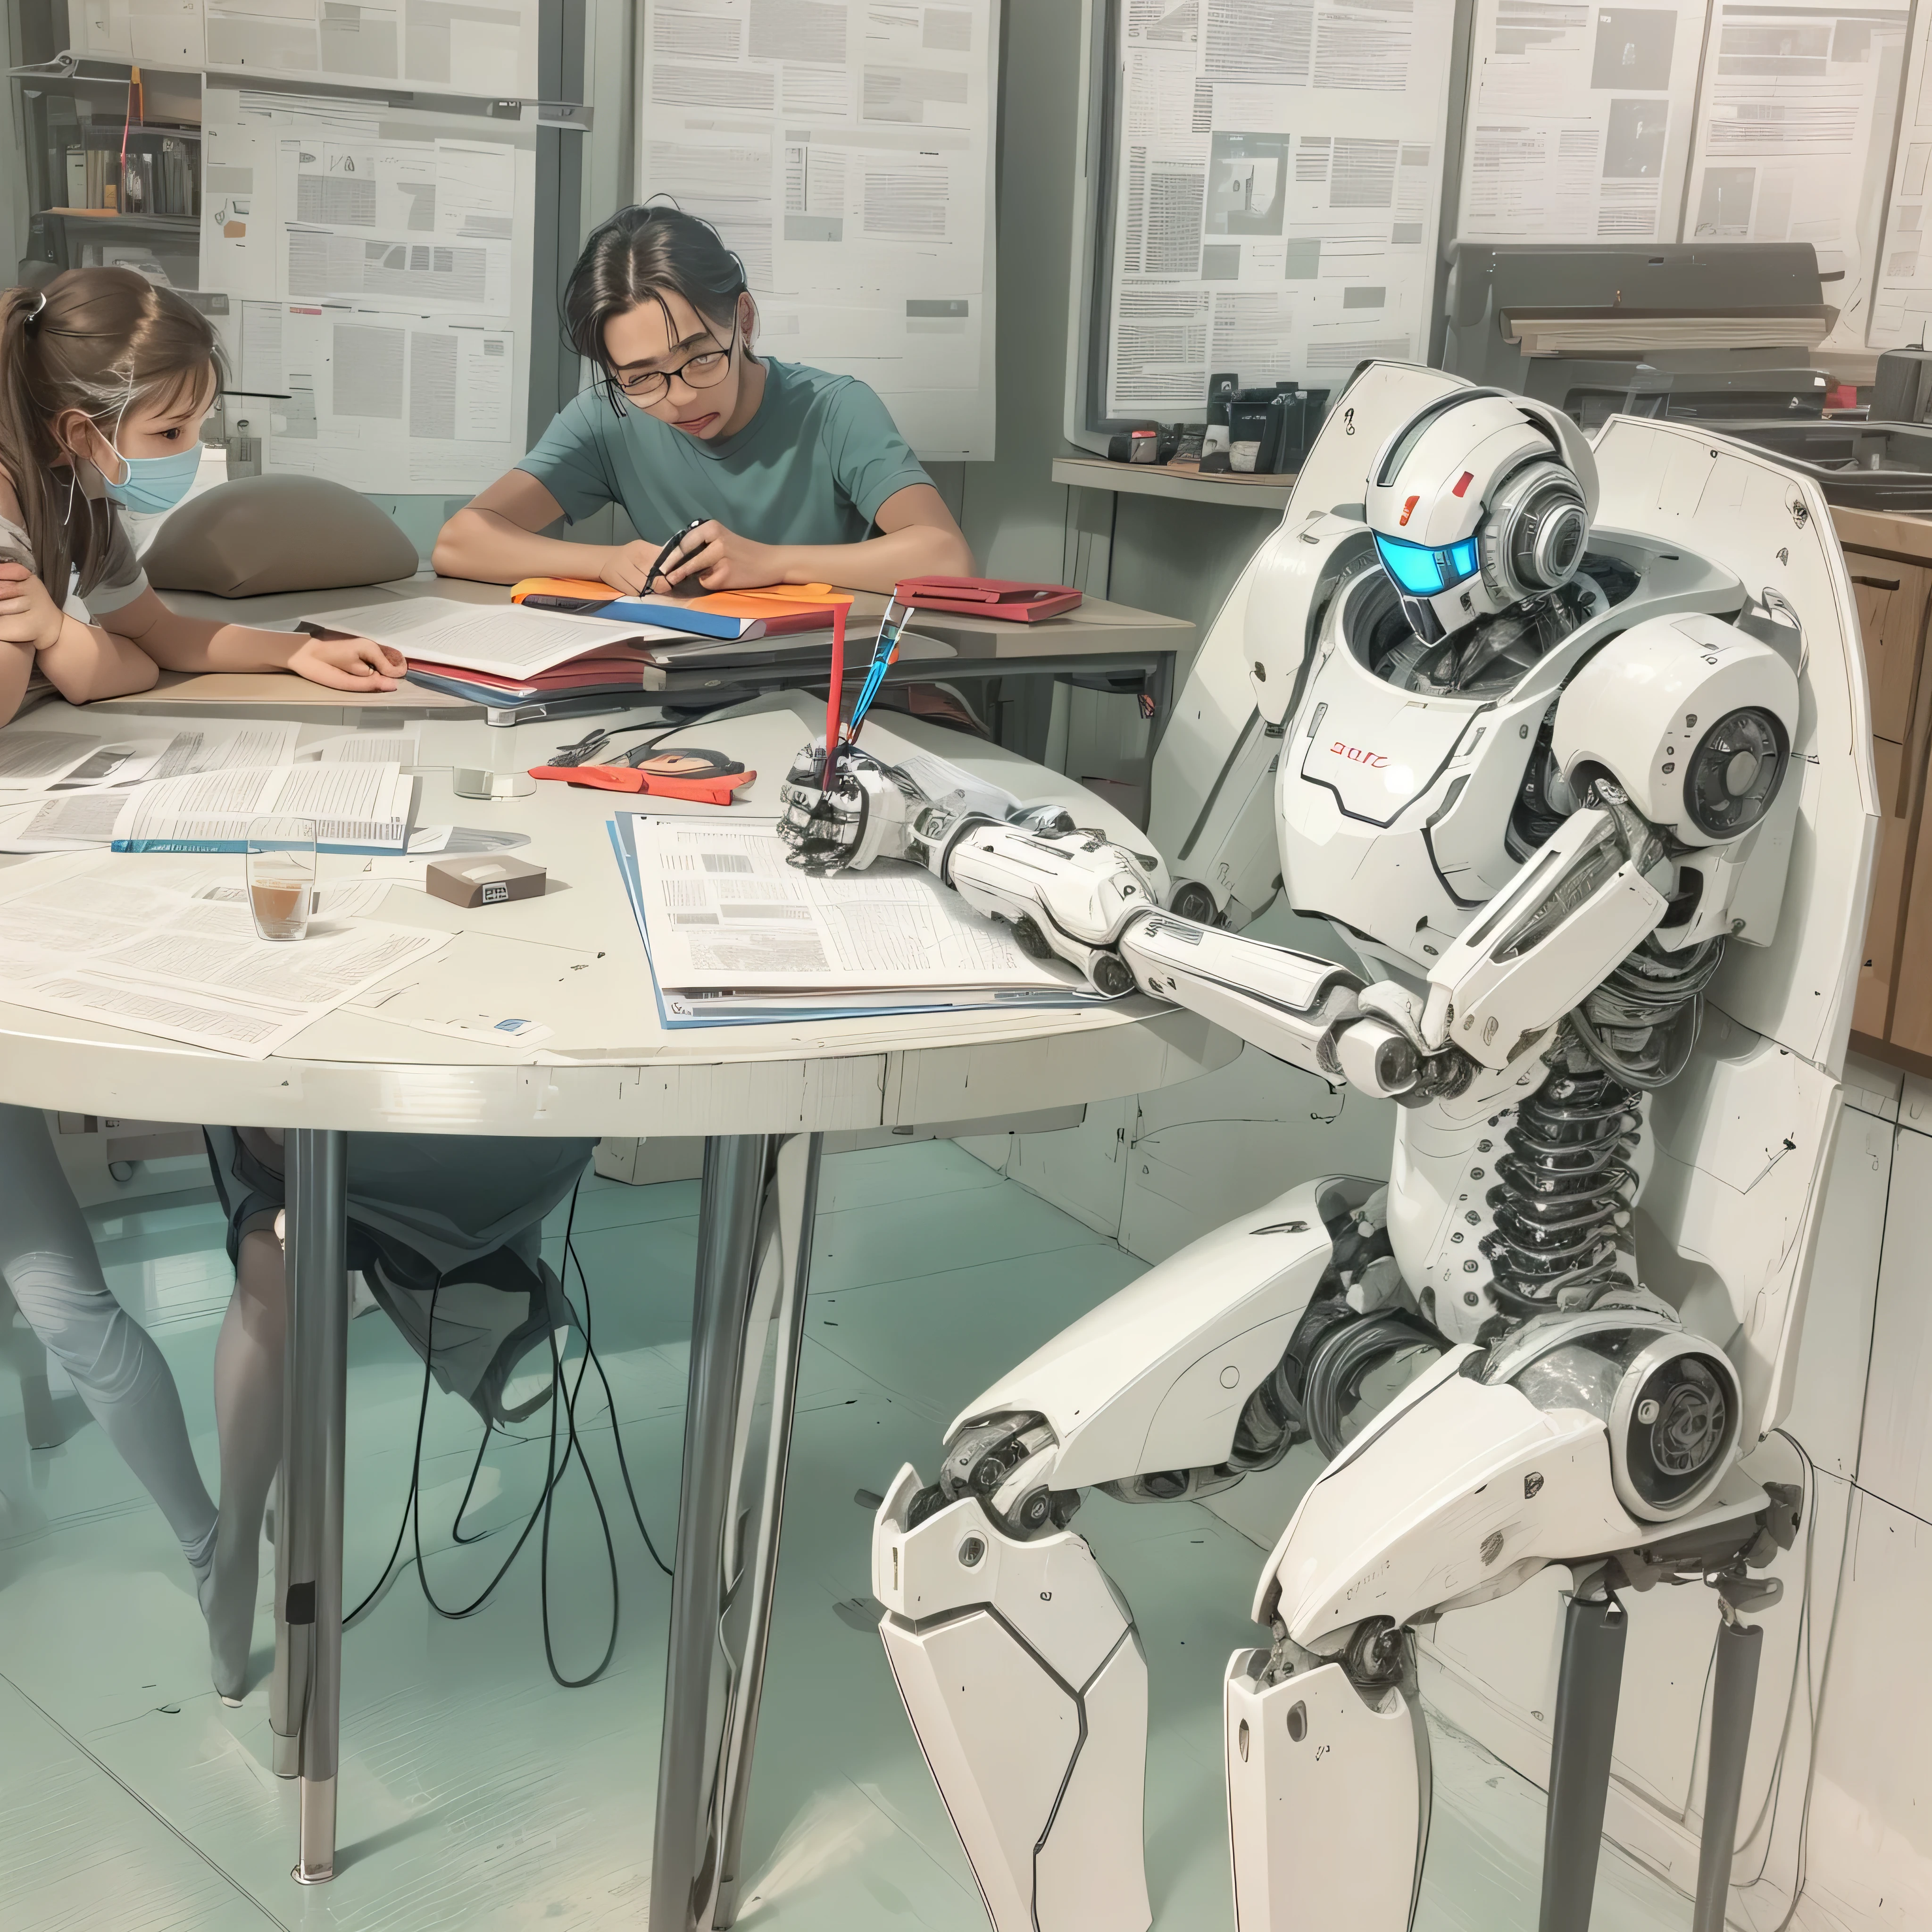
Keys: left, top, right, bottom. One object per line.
{"left": 12, "top": 32, "right": 207, "bottom": 299}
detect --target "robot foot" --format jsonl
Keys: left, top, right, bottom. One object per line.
{"left": 874, "top": 1466, "right": 1150, "bottom": 1932}
{"left": 1225, "top": 1636, "right": 1430, "bottom": 1932}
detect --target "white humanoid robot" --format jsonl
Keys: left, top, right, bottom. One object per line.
{"left": 778, "top": 365, "right": 1876, "bottom": 1932}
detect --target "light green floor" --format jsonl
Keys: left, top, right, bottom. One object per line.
{"left": 0, "top": 1141, "right": 1693, "bottom": 1931}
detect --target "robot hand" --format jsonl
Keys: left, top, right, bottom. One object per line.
{"left": 944, "top": 820, "right": 1161, "bottom": 995}
{"left": 776, "top": 738, "right": 926, "bottom": 874}
{"left": 777, "top": 737, "right": 1089, "bottom": 878}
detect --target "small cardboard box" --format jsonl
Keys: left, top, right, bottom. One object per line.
{"left": 425, "top": 855, "right": 547, "bottom": 909}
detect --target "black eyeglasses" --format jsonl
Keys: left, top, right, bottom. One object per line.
{"left": 607, "top": 320, "right": 737, "bottom": 408}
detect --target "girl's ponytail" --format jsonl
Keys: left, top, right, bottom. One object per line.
{"left": 0, "top": 268, "right": 219, "bottom": 604}
{"left": 0, "top": 285, "right": 72, "bottom": 608}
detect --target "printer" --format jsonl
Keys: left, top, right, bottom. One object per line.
{"left": 1441, "top": 242, "right": 1837, "bottom": 427}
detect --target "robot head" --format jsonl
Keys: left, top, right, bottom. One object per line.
{"left": 1364, "top": 390, "right": 1601, "bottom": 645}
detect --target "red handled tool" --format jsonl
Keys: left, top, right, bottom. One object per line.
{"left": 528, "top": 764, "right": 756, "bottom": 806}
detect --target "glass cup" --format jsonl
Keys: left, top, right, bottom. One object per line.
{"left": 246, "top": 815, "right": 316, "bottom": 941}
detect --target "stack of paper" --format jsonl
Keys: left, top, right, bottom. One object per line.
{"left": 0, "top": 723, "right": 300, "bottom": 798}
{"left": 303, "top": 595, "right": 838, "bottom": 708}
{"left": 1, "top": 762, "right": 413, "bottom": 856}
{"left": 0, "top": 858, "right": 450, "bottom": 1059}
{"left": 608, "top": 814, "right": 1115, "bottom": 1028}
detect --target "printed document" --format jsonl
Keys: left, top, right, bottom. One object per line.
{"left": 0, "top": 859, "right": 450, "bottom": 1058}
{"left": 1104, "top": 0, "right": 1455, "bottom": 412}
{"left": 91, "top": 0, "right": 542, "bottom": 104}
{"left": 1682, "top": 2, "right": 1908, "bottom": 352}
{"left": 638, "top": 0, "right": 999, "bottom": 460}
{"left": 299, "top": 731, "right": 422, "bottom": 765}
{"left": 1873, "top": 0, "right": 1932, "bottom": 344}
{"left": 628, "top": 816, "right": 1084, "bottom": 994}
{"left": 201, "top": 86, "right": 535, "bottom": 492}
{"left": 0, "top": 723, "right": 299, "bottom": 793}
{"left": 3, "top": 763, "right": 422, "bottom": 856}
{"left": 1457, "top": 0, "right": 1704, "bottom": 243}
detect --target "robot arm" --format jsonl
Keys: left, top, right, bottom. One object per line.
{"left": 940, "top": 815, "right": 1456, "bottom": 1099}
{"left": 779, "top": 753, "right": 1433, "bottom": 1094}
{"left": 1418, "top": 798, "right": 1672, "bottom": 1069}
{"left": 1421, "top": 608, "right": 1802, "bottom": 1073}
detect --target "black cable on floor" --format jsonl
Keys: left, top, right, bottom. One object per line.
{"left": 342, "top": 1176, "right": 676, "bottom": 1686}
{"left": 564, "top": 1200, "right": 674, "bottom": 1578}
{"left": 537, "top": 1307, "right": 620, "bottom": 1688}
{"left": 448, "top": 1419, "right": 496, "bottom": 1546}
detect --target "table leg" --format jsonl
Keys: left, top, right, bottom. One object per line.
{"left": 269, "top": 1457, "right": 300, "bottom": 1777}
{"left": 282, "top": 1129, "right": 350, "bottom": 1885}
{"left": 707, "top": 1133, "right": 822, "bottom": 1929}
{"left": 650, "top": 1135, "right": 774, "bottom": 1932}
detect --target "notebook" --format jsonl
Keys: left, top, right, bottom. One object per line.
{"left": 512, "top": 577, "right": 853, "bottom": 641}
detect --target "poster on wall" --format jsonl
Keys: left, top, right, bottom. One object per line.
{"left": 1102, "top": 0, "right": 1455, "bottom": 419}
{"left": 201, "top": 86, "right": 533, "bottom": 491}
{"left": 1456, "top": 0, "right": 1705, "bottom": 243}
{"left": 236, "top": 301, "right": 520, "bottom": 490}
{"left": 636, "top": 0, "right": 1000, "bottom": 463}
{"left": 1870, "top": 0, "right": 1932, "bottom": 347}
{"left": 1681, "top": 1, "right": 1909, "bottom": 352}
{"left": 69, "top": 0, "right": 542, "bottom": 100}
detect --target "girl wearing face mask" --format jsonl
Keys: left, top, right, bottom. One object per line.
{"left": 434, "top": 204, "right": 973, "bottom": 596}
{"left": 0, "top": 267, "right": 405, "bottom": 729}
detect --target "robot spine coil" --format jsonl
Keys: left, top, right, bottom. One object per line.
{"left": 1481, "top": 1061, "right": 1642, "bottom": 1313}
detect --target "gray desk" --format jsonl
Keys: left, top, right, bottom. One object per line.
{"left": 93, "top": 573, "right": 1195, "bottom": 745}
{"left": 0, "top": 691, "right": 1237, "bottom": 1925}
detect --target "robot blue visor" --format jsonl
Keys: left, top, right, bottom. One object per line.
{"left": 1374, "top": 533, "right": 1480, "bottom": 598}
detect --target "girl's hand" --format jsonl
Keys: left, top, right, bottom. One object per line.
{"left": 0, "top": 563, "right": 67, "bottom": 653}
{"left": 661, "top": 521, "right": 783, "bottom": 591}
{"left": 288, "top": 632, "right": 406, "bottom": 691}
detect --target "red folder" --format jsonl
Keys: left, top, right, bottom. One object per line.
{"left": 894, "top": 576, "right": 1083, "bottom": 622}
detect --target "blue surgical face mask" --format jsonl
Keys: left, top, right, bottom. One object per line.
{"left": 93, "top": 376, "right": 208, "bottom": 515}
{"left": 97, "top": 438, "right": 203, "bottom": 515}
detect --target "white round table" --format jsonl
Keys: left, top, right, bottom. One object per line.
{"left": 0, "top": 689, "right": 1239, "bottom": 1927}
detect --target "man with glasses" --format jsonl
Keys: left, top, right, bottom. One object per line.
{"left": 434, "top": 204, "right": 972, "bottom": 597}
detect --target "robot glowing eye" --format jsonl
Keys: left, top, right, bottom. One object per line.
{"left": 1374, "top": 534, "right": 1480, "bottom": 597}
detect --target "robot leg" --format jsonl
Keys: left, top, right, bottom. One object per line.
{"left": 1225, "top": 1639, "right": 1430, "bottom": 1932}
{"left": 874, "top": 1466, "right": 1151, "bottom": 1932}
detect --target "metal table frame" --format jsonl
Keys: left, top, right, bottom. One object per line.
{"left": 269, "top": 1129, "right": 824, "bottom": 1928}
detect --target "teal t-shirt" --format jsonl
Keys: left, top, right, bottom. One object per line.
{"left": 516, "top": 358, "right": 932, "bottom": 549}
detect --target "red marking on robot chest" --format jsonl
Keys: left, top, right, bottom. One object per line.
{"left": 1452, "top": 470, "right": 1474, "bottom": 497}
{"left": 1398, "top": 494, "right": 1419, "bottom": 527}
{"left": 1330, "top": 741, "right": 1388, "bottom": 769}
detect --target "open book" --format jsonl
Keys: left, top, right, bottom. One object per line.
{"left": 298, "top": 596, "right": 687, "bottom": 680}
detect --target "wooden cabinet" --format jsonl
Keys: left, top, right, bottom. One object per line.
{"left": 1833, "top": 507, "right": 1932, "bottom": 1071}
{"left": 1849, "top": 562, "right": 1930, "bottom": 744}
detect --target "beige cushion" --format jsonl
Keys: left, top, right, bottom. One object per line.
{"left": 144, "top": 475, "right": 420, "bottom": 597}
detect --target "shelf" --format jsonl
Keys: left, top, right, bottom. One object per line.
{"left": 42, "top": 208, "right": 197, "bottom": 227}
{"left": 1052, "top": 455, "right": 1297, "bottom": 511}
